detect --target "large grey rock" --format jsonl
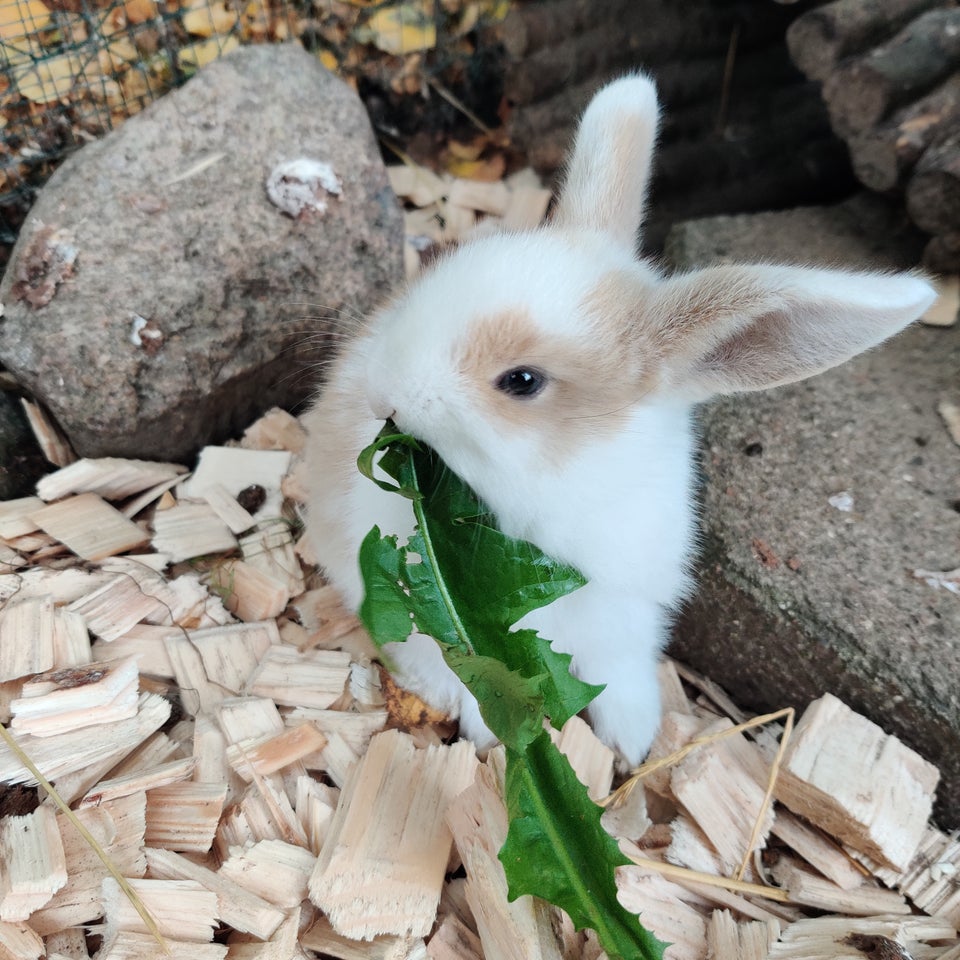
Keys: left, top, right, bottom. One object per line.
{"left": 665, "top": 195, "right": 960, "bottom": 825}
{"left": 0, "top": 44, "right": 403, "bottom": 461}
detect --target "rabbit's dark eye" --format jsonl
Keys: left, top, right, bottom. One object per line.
{"left": 495, "top": 367, "right": 548, "bottom": 398}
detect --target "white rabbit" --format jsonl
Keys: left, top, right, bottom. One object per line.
{"left": 302, "top": 74, "right": 936, "bottom": 766}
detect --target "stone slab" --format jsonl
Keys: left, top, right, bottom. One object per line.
{"left": 664, "top": 195, "right": 960, "bottom": 825}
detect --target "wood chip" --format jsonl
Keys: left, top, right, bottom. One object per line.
{"left": 200, "top": 482, "right": 257, "bottom": 534}
{"left": 0, "top": 919, "right": 44, "bottom": 960}
{"left": 775, "top": 693, "right": 939, "bottom": 871}
{"left": 35, "top": 458, "right": 186, "bottom": 502}
{"left": 226, "top": 722, "right": 328, "bottom": 781}
{"left": 286, "top": 707, "right": 387, "bottom": 758}
{"left": 188, "top": 621, "right": 278, "bottom": 694}
{"left": 101, "top": 876, "right": 218, "bottom": 943}
{"left": 145, "top": 847, "right": 287, "bottom": 940}
{"left": 921, "top": 274, "right": 959, "bottom": 326}
{"left": 49, "top": 608, "right": 90, "bottom": 670}
{"left": 239, "top": 519, "right": 304, "bottom": 596}
{"left": 670, "top": 718, "right": 775, "bottom": 876}
{"left": 245, "top": 646, "right": 352, "bottom": 710}
{"left": 78, "top": 756, "right": 196, "bottom": 808}
{"left": 150, "top": 502, "right": 237, "bottom": 563}
{"left": 315, "top": 730, "right": 359, "bottom": 787}
{"left": 97, "top": 931, "right": 226, "bottom": 960}
{"left": 501, "top": 185, "right": 552, "bottom": 230}
{"left": 0, "top": 692, "right": 170, "bottom": 786}
{"left": 161, "top": 633, "right": 228, "bottom": 717}
{"left": 288, "top": 585, "right": 362, "bottom": 642}
{"left": 0, "top": 542, "right": 24, "bottom": 573}
{"left": 0, "top": 497, "right": 43, "bottom": 539}
{"left": 21, "top": 399, "right": 75, "bottom": 468}
{"left": 938, "top": 399, "right": 960, "bottom": 447}
{"left": 120, "top": 473, "right": 186, "bottom": 520}
{"left": 301, "top": 915, "right": 422, "bottom": 960}
{"left": 30, "top": 493, "right": 149, "bottom": 561}
{"left": 10, "top": 656, "right": 140, "bottom": 737}
{"left": 219, "top": 839, "right": 316, "bottom": 908}
{"left": 446, "top": 753, "right": 558, "bottom": 960}
{"left": 67, "top": 571, "right": 169, "bottom": 642}
{"left": 447, "top": 177, "right": 510, "bottom": 216}
{"left": 707, "top": 909, "right": 779, "bottom": 960}
{"left": 882, "top": 825, "right": 960, "bottom": 925}
{"left": 241, "top": 408, "right": 307, "bottom": 453}
{"left": 310, "top": 729, "right": 478, "bottom": 940}
{"left": 771, "top": 809, "right": 867, "bottom": 892}
{"left": 178, "top": 446, "right": 292, "bottom": 521}
{"left": 91, "top": 624, "right": 175, "bottom": 679}
{"left": 0, "top": 596, "right": 56, "bottom": 683}
{"left": 29, "top": 793, "right": 147, "bottom": 937}
{"left": 208, "top": 559, "right": 289, "bottom": 622}
{"left": 548, "top": 714, "right": 614, "bottom": 801}
{"left": 427, "top": 913, "right": 484, "bottom": 960}
{"left": 770, "top": 858, "right": 910, "bottom": 916}
{"left": 226, "top": 908, "right": 300, "bottom": 960}
{"left": 766, "top": 915, "right": 955, "bottom": 959}
{"left": 615, "top": 866, "right": 709, "bottom": 960}
{"left": 144, "top": 781, "right": 228, "bottom": 852}
{"left": 387, "top": 163, "right": 447, "bottom": 207}
{"left": 0, "top": 806, "right": 68, "bottom": 923}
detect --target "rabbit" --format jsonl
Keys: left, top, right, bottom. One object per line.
{"left": 301, "top": 73, "right": 936, "bottom": 767}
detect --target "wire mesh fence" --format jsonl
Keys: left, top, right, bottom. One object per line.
{"left": 0, "top": 0, "right": 507, "bottom": 264}
{"left": 0, "top": 0, "right": 299, "bottom": 248}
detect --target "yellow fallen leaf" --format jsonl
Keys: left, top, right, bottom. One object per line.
{"left": 241, "top": 0, "right": 268, "bottom": 40}
{"left": 447, "top": 136, "right": 486, "bottom": 162}
{"left": 364, "top": 3, "right": 435, "bottom": 56}
{"left": 97, "top": 35, "right": 139, "bottom": 73}
{"left": 182, "top": 0, "right": 238, "bottom": 37}
{"left": 0, "top": 0, "right": 50, "bottom": 41}
{"left": 1, "top": 35, "right": 39, "bottom": 70}
{"left": 123, "top": 0, "right": 156, "bottom": 23}
{"left": 318, "top": 48, "right": 338, "bottom": 72}
{"left": 121, "top": 62, "right": 168, "bottom": 106}
{"left": 15, "top": 52, "right": 81, "bottom": 102}
{"left": 178, "top": 32, "right": 239, "bottom": 69}
{"left": 446, "top": 153, "right": 506, "bottom": 182}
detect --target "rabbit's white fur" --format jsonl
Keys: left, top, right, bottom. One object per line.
{"left": 302, "top": 74, "right": 936, "bottom": 765}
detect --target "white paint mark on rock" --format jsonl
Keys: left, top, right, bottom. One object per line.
{"left": 266, "top": 158, "right": 342, "bottom": 218}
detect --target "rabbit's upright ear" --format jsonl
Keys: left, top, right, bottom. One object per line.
{"left": 552, "top": 74, "right": 660, "bottom": 250}
{"left": 647, "top": 264, "right": 936, "bottom": 401}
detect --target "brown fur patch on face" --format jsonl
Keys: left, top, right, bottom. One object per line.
{"left": 459, "top": 279, "right": 662, "bottom": 464}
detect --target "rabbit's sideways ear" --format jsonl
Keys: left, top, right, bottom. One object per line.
{"left": 648, "top": 264, "right": 936, "bottom": 400}
{"left": 552, "top": 74, "right": 660, "bottom": 250}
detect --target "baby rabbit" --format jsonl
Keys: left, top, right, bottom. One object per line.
{"left": 302, "top": 74, "right": 935, "bottom": 767}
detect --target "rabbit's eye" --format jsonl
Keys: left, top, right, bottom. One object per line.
{"left": 495, "top": 367, "right": 548, "bottom": 398}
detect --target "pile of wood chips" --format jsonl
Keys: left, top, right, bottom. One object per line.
{"left": 387, "top": 161, "right": 553, "bottom": 279}
{"left": 0, "top": 402, "right": 959, "bottom": 960}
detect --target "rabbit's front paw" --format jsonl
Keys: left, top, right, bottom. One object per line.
{"left": 455, "top": 691, "right": 497, "bottom": 756}
{"left": 585, "top": 674, "right": 662, "bottom": 769}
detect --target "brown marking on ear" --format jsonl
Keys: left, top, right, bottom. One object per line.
{"left": 458, "top": 279, "right": 662, "bottom": 464}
